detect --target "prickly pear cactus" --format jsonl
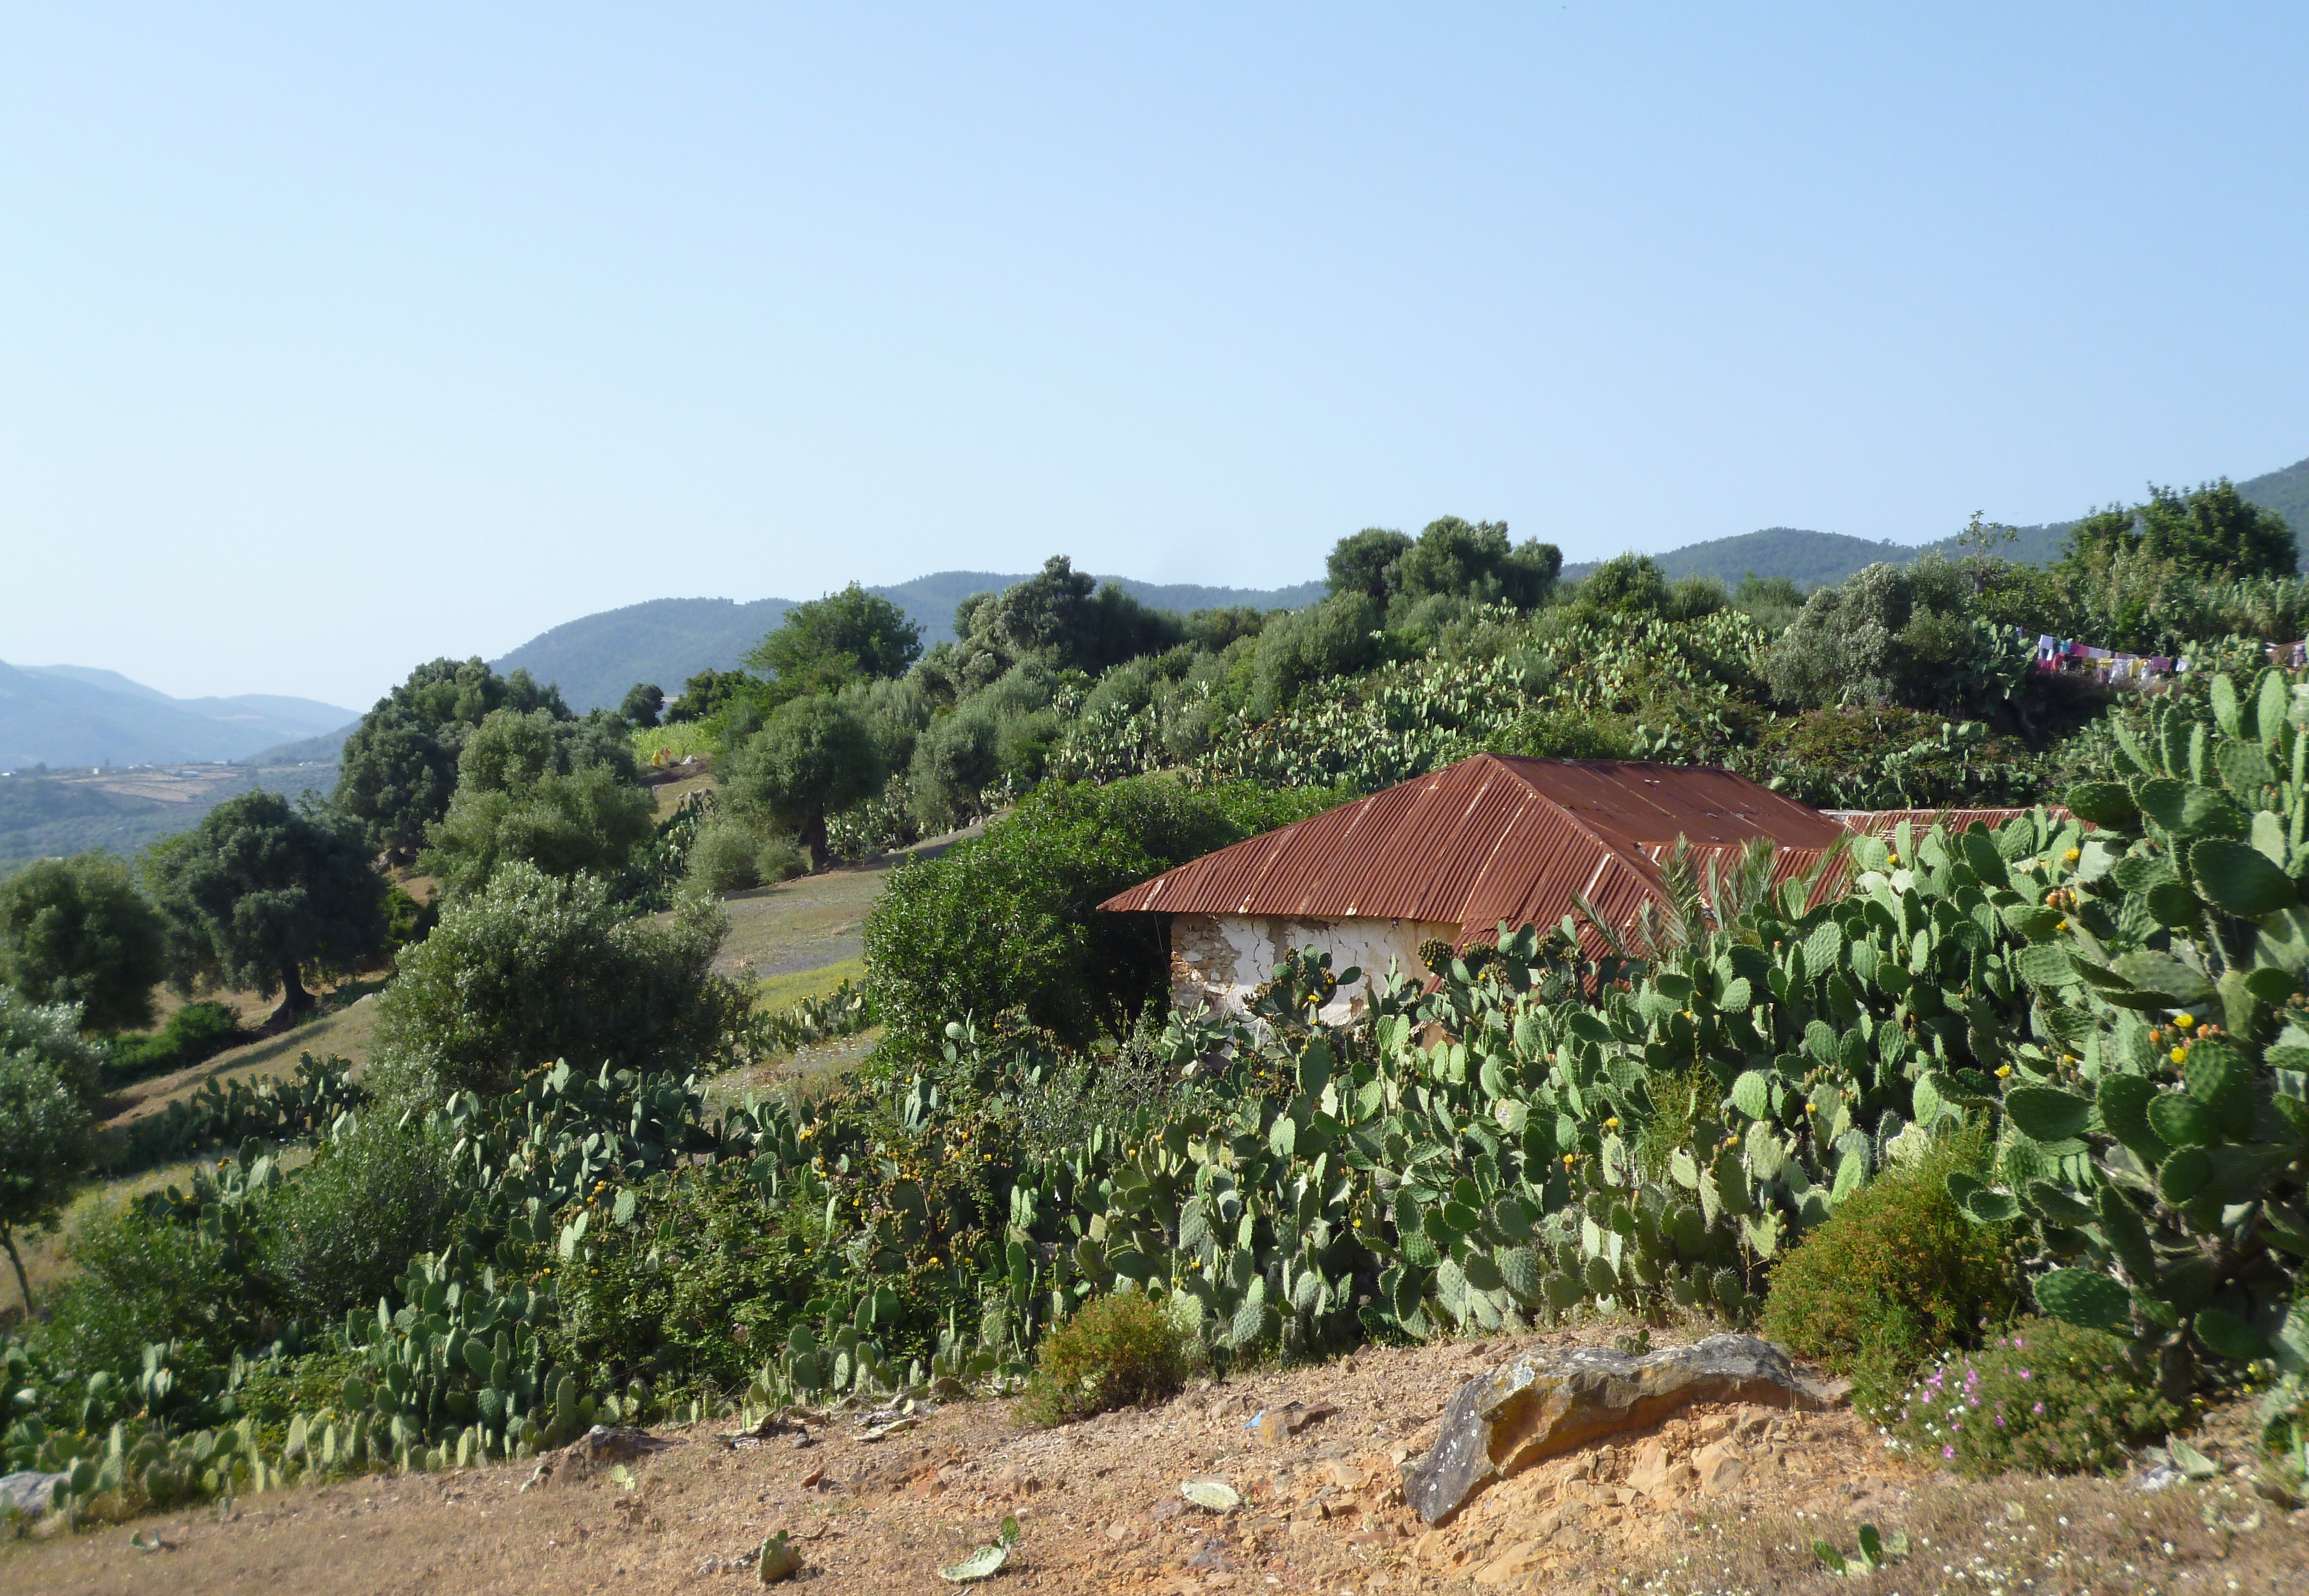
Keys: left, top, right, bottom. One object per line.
{"left": 1954, "top": 670, "right": 2309, "bottom": 1388}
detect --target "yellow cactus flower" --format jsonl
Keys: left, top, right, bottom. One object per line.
{"left": 1995, "top": 1065, "right": 2012, "bottom": 1079}
{"left": 2171, "top": 1046, "right": 2188, "bottom": 1064}
{"left": 2174, "top": 1013, "right": 2197, "bottom": 1030}
{"left": 2064, "top": 848, "right": 2081, "bottom": 863}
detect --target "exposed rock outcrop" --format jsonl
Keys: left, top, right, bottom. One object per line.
{"left": 1401, "top": 1333, "right": 1841, "bottom": 1524}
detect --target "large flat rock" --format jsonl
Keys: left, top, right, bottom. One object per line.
{"left": 1401, "top": 1334, "right": 1840, "bottom": 1524}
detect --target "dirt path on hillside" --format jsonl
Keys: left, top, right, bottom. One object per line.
{"left": 9, "top": 1326, "right": 2305, "bottom": 1596}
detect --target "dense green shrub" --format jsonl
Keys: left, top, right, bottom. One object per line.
{"left": 1764, "top": 557, "right": 2036, "bottom": 720}
{"left": 227, "top": 1342, "right": 370, "bottom": 1429}
{"left": 256, "top": 1117, "right": 460, "bottom": 1321}
{"left": 372, "top": 863, "right": 741, "bottom": 1099}
{"left": 1734, "top": 706, "right": 2050, "bottom": 810}
{"left": 382, "top": 882, "right": 438, "bottom": 955}
{"left": 0, "top": 852, "right": 165, "bottom": 1033}
{"left": 1884, "top": 1318, "right": 2176, "bottom": 1477}
{"left": 105, "top": 1000, "right": 247, "bottom": 1083}
{"left": 33, "top": 1202, "right": 245, "bottom": 1378}
{"left": 1497, "top": 708, "right": 1630, "bottom": 761}
{"left": 1761, "top": 1130, "right": 2018, "bottom": 1380}
{"left": 684, "top": 812, "right": 805, "bottom": 895}
{"left": 0, "top": 990, "right": 104, "bottom": 1109}
{"left": 542, "top": 1164, "right": 827, "bottom": 1400}
{"left": 1017, "top": 1290, "right": 1195, "bottom": 1427}
{"left": 1249, "top": 592, "right": 1386, "bottom": 717}
{"left": 864, "top": 777, "right": 1257, "bottom": 1049}
{"left": 421, "top": 707, "right": 656, "bottom": 900}
{"left": 906, "top": 663, "right": 1070, "bottom": 829}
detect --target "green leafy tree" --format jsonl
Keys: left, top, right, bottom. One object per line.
{"left": 1766, "top": 562, "right": 1910, "bottom": 707}
{"left": 420, "top": 707, "right": 654, "bottom": 900}
{"left": 1396, "top": 517, "right": 1562, "bottom": 609}
{"left": 2059, "top": 479, "right": 2297, "bottom": 584}
{"left": 1326, "top": 528, "right": 1415, "bottom": 603}
{"left": 722, "top": 695, "right": 882, "bottom": 869}
{"left": 1575, "top": 553, "right": 1673, "bottom": 615}
{"left": 662, "top": 665, "right": 754, "bottom": 725}
{"left": 0, "top": 852, "right": 165, "bottom": 1032}
{"left": 372, "top": 861, "right": 738, "bottom": 1098}
{"left": 0, "top": 1047, "right": 96, "bottom": 1312}
{"left": 144, "top": 791, "right": 388, "bottom": 1022}
{"left": 334, "top": 658, "right": 570, "bottom": 856}
{"left": 743, "top": 584, "right": 924, "bottom": 698}
{"left": 950, "top": 556, "right": 1187, "bottom": 679}
{"left": 619, "top": 682, "right": 665, "bottom": 728}
{"left": 423, "top": 765, "right": 658, "bottom": 901}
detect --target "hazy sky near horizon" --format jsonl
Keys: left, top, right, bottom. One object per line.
{"left": 6, "top": 6, "right": 2308, "bottom": 708}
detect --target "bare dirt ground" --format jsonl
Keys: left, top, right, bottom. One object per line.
{"left": 7, "top": 1325, "right": 2302, "bottom": 1596}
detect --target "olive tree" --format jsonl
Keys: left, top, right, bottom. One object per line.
{"left": 619, "top": 682, "right": 665, "bottom": 729}
{"left": 0, "top": 1056, "right": 94, "bottom": 1313}
{"left": 373, "top": 862, "right": 740, "bottom": 1099}
{"left": 419, "top": 707, "right": 655, "bottom": 900}
{"left": 0, "top": 852, "right": 165, "bottom": 1032}
{"left": 721, "top": 695, "right": 882, "bottom": 869}
{"left": 334, "top": 658, "right": 571, "bottom": 857}
{"left": 144, "top": 791, "right": 388, "bottom": 1023}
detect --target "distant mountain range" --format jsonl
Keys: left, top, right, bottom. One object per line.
{"left": 0, "top": 663, "right": 355, "bottom": 772}
{"left": 1562, "top": 454, "right": 2309, "bottom": 590}
{"left": 493, "top": 572, "right": 1328, "bottom": 712}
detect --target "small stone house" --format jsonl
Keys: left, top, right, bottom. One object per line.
{"left": 1098, "top": 755, "right": 1854, "bottom": 1021}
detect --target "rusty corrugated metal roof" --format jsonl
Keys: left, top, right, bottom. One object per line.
{"left": 1097, "top": 755, "right": 1846, "bottom": 945}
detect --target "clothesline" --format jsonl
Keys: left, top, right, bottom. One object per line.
{"left": 2030, "top": 634, "right": 2309, "bottom": 683}
{"left": 2033, "top": 636, "right": 2179, "bottom": 683}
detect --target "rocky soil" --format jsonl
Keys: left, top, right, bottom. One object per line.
{"left": 4, "top": 1324, "right": 2306, "bottom": 1595}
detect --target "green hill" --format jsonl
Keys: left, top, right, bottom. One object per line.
{"left": 1563, "top": 454, "right": 2309, "bottom": 592}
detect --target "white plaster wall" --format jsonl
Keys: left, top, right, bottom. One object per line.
{"left": 1171, "top": 914, "right": 1452, "bottom": 1021}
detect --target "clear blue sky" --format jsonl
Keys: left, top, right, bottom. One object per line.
{"left": 5, "top": 5, "right": 2306, "bottom": 709}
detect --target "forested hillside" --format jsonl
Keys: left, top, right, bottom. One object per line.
{"left": 1565, "top": 453, "right": 2308, "bottom": 592}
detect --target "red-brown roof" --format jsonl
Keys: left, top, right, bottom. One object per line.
{"left": 1097, "top": 755, "right": 1848, "bottom": 945}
